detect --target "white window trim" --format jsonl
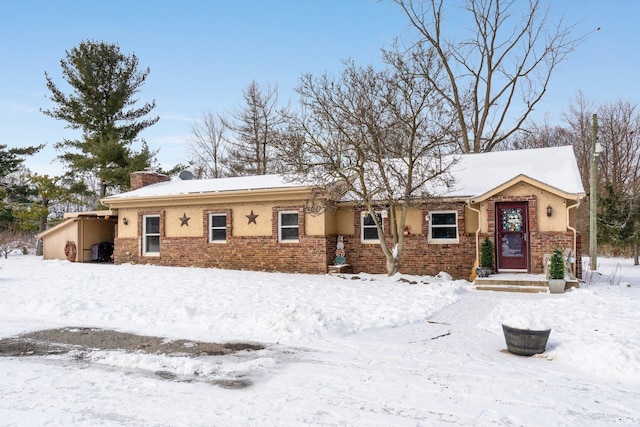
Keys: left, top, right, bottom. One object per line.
{"left": 428, "top": 210, "right": 459, "bottom": 244}
{"left": 278, "top": 211, "right": 299, "bottom": 243}
{"left": 208, "top": 213, "right": 227, "bottom": 243}
{"left": 361, "top": 211, "right": 384, "bottom": 244}
{"left": 142, "top": 214, "right": 160, "bottom": 256}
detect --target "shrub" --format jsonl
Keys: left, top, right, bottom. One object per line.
{"left": 480, "top": 237, "right": 494, "bottom": 269}
{"left": 549, "top": 247, "right": 565, "bottom": 280}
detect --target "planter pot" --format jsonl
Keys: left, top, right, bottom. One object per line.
{"left": 548, "top": 279, "right": 566, "bottom": 294}
{"left": 502, "top": 324, "right": 551, "bottom": 356}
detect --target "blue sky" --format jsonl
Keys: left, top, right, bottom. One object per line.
{"left": 1, "top": 0, "right": 638, "bottom": 176}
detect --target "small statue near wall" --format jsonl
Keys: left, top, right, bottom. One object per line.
{"left": 335, "top": 235, "right": 346, "bottom": 265}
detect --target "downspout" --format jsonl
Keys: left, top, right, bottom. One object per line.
{"left": 77, "top": 218, "right": 83, "bottom": 263}
{"left": 467, "top": 200, "right": 482, "bottom": 278}
{"left": 566, "top": 198, "right": 582, "bottom": 277}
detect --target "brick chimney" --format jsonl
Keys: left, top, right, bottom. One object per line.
{"left": 130, "top": 171, "right": 170, "bottom": 190}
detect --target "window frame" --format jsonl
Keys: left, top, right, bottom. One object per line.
{"left": 278, "top": 211, "right": 300, "bottom": 243}
{"left": 142, "top": 214, "right": 161, "bottom": 256}
{"left": 208, "top": 213, "right": 227, "bottom": 243}
{"left": 361, "top": 211, "right": 384, "bottom": 244}
{"left": 428, "top": 210, "right": 459, "bottom": 244}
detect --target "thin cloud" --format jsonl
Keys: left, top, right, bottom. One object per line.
{"left": 160, "top": 113, "right": 194, "bottom": 122}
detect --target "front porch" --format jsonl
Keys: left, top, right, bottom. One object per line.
{"left": 474, "top": 273, "right": 580, "bottom": 293}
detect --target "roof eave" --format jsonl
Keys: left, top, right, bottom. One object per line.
{"left": 335, "top": 195, "right": 471, "bottom": 206}
{"left": 467, "top": 174, "right": 586, "bottom": 204}
{"left": 63, "top": 209, "right": 115, "bottom": 219}
{"left": 37, "top": 218, "right": 75, "bottom": 239}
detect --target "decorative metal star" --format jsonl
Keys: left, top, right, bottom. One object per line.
{"left": 179, "top": 213, "right": 191, "bottom": 226}
{"left": 246, "top": 210, "right": 258, "bottom": 224}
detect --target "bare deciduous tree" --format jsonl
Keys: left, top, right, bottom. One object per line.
{"left": 290, "top": 51, "right": 457, "bottom": 275}
{"left": 597, "top": 101, "right": 640, "bottom": 194}
{"left": 186, "top": 112, "right": 229, "bottom": 179}
{"left": 500, "top": 117, "right": 574, "bottom": 151}
{"left": 563, "top": 92, "right": 596, "bottom": 192}
{"left": 0, "top": 222, "right": 22, "bottom": 259}
{"left": 395, "top": 0, "right": 584, "bottom": 153}
{"left": 225, "top": 81, "right": 289, "bottom": 175}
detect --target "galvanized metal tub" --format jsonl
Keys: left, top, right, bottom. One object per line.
{"left": 502, "top": 324, "right": 551, "bottom": 356}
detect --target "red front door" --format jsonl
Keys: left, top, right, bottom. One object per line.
{"left": 496, "top": 202, "right": 529, "bottom": 271}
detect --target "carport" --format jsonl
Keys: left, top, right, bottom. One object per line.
{"left": 37, "top": 210, "right": 117, "bottom": 262}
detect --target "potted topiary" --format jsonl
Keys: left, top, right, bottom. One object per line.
{"left": 548, "top": 247, "right": 566, "bottom": 293}
{"left": 476, "top": 237, "right": 494, "bottom": 278}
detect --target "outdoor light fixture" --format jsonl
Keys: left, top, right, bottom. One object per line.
{"left": 122, "top": 217, "right": 129, "bottom": 226}
{"left": 546, "top": 205, "right": 552, "bottom": 217}
{"left": 595, "top": 142, "right": 603, "bottom": 156}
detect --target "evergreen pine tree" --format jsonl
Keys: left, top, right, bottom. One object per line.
{"left": 599, "top": 182, "right": 639, "bottom": 249}
{"left": 42, "top": 40, "right": 159, "bottom": 198}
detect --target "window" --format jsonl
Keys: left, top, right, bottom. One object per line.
{"left": 279, "top": 211, "right": 299, "bottom": 242}
{"left": 429, "top": 211, "right": 458, "bottom": 243}
{"left": 209, "top": 213, "right": 227, "bottom": 242}
{"left": 143, "top": 215, "right": 160, "bottom": 255}
{"left": 361, "top": 211, "right": 383, "bottom": 243}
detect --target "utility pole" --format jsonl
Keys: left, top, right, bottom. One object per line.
{"left": 589, "top": 114, "right": 599, "bottom": 271}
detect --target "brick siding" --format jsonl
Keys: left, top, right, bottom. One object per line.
{"left": 115, "top": 235, "right": 330, "bottom": 274}
{"left": 130, "top": 171, "right": 170, "bottom": 190}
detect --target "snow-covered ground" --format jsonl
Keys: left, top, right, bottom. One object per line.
{"left": 0, "top": 255, "right": 638, "bottom": 426}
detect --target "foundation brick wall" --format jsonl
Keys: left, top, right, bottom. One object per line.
{"left": 115, "top": 235, "right": 330, "bottom": 274}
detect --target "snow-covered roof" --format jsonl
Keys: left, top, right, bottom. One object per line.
{"left": 443, "top": 145, "right": 585, "bottom": 199}
{"left": 103, "top": 174, "right": 310, "bottom": 200}
{"left": 103, "top": 146, "right": 585, "bottom": 203}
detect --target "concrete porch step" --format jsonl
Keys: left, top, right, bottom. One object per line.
{"left": 474, "top": 283, "right": 549, "bottom": 293}
{"left": 474, "top": 273, "right": 579, "bottom": 293}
